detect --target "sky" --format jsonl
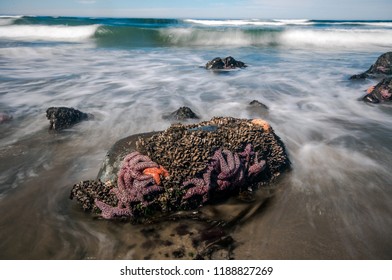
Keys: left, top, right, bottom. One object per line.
{"left": 1, "top": 0, "right": 391, "bottom": 20}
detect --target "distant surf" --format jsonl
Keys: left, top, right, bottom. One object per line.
{"left": 0, "top": 16, "right": 391, "bottom": 49}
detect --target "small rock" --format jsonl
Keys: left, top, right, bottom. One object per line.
{"left": 247, "top": 100, "right": 269, "bottom": 117}
{"left": 46, "top": 107, "right": 94, "bottom": 131}
{"left": 206, "top": 56, "right": 246, "bottom": 70}
{"left": 162, "top": 106, "right": 200, "bottom": 121}
{"left": 249, "top": 100, "right": 269, "bottom": 110}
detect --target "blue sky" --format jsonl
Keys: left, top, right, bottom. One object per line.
{"left": 1, "top": 0, "right": 391, "bottom": 19}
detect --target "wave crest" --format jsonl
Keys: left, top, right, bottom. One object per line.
{"left": 0, "top": 24, "right": 99, "bottom": 41}
{"left": 184, "top": 19, "right": 312, "bottom": 26}
{"left": 160, "top": 27, "right": 392, "bottom": 49}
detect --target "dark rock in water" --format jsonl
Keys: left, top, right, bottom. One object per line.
{"left": 249, "top": 100, "right": 268, "bottom": 110}
{"left": 162, "top": 106, "right": 200, "bottom": 121}
{"left": 222, "top": 56, "right": 246, "bottom": 69}
{"left": 350, "top": 52, "right": 392, "bottom": 80}
{"left": 206, "top": 57, "right": 224, "bottom": 69}
{"left": 46, "top": 107, "right": 94, "bottom": 131}
{"left": 249, "top": 100, "right": 269, "bottom": 110}
{"left": 206, "top": 56, "right": 246, "bottom": 70}
{"left": 247, "top": 100, "right": 269, "bottom": 118}
{"left": 71, "top": 117, "right": 290, "bottom": 222}
{"left": 0, "top": 113, "right": 13, "bottom": 124}
{"left": 362, "top": 77, "right": 392, "bottom": 103}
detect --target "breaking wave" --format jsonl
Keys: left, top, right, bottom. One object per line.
{"left": 0, "top": 15, "right": 23, "bottom": 26}
{"left": 158, "top": 27, "right": 392, "bottom": 49}
{"left": 184, "top": 18, "right": 392, "bottom": 28}
{"left": 0, "top": 16, "right": 391, "bottom": 50}
{"left": 0, "top": 24, "right": 99, "bottom": 41}
{"left": 184, "top": 19, "right": 313, "bottom": 26}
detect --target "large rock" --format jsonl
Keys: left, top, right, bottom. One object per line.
{"left": 362, "top": 77, "right": 392, "bottom": 103}
{"left": 350, "top": 52, "right": 392, "bottom": 79}
{"left": 206, "top": 56, "right": 247, "bottom": 70}
{"left": 46, "top": 107, "right": 94, "bottom": 131}
{"left": 70, "top": 117, "right": 290, "bottom": 222}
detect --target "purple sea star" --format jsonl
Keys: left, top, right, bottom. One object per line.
{"left": 180, "top": 144, "right": 266, "bottom": 204}
{"left": 95, "top": 151, "right": 165, "bottom": 219}
{"left": 181, "top": 178, "right": 209, "bottom": 203}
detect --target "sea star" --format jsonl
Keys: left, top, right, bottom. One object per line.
{"left": 367, "top": 86, "right": 375, "bottom": 94}
{"left": 181, "top": 178, "right": 209, "bottom": 203}
{"left": 94, "top": 199, "right": 132, "bottom": 219}
{"left": 180, "top": 144, "right": 268, "bottom": 203}
{"left": 95, "top": 151, "right": 165, "bottom": 219}
{"left": 143, "top": 166, "right": 169, "bottom": 185}
{"left": 380, "top": 89, "right": 391, "bottom": 100}
{"left": 248, "top": 152, "right": 266, "bottom": 177}
{"left": 376, "top": 66, "right": 390, "bottom": 73}
{"left": 214, "top": 149, "right": 241, "bottom": 180}
{"left": 251, "top": 118, "right": 271, "bottom": 132}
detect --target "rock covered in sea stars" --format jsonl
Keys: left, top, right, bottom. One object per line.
{"left": 70, "top": 117, "right": 290, "bottom": 221}
{"left": 362, "top": 77, "right": 392, "bottom": 103}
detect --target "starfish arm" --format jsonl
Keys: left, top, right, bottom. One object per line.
{"left": 95, "top": 199, "right": 133, "bottom": 219}
{"left": 217, "top": 150, "right": 241, "bottom": 180}
{"left": 249, "top": 155, "right": 266, "bottom": 177}
{"left": 216, "top": 179, "right": 232, "bottom": 191}
{"left": 133, "top": 161, "right": 159, "bottom": 172}
{"left": 181, "top": 178, "right": 209, "bottom": 202}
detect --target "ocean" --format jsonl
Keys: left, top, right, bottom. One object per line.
{"left": 0, "top": 16, "right": 392, "bottom": 259}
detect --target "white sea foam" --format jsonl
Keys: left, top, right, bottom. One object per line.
{"left": 184, "top": 19, "right": 312, "bottom": 26}
{"left": 162, "top": 27, "right": 392, "bottom": 50}
{"left": 0, "top": 24, "right": 99, "bottom": 41}
{"left": 279, "top": 29, "right": 392, "bottom": 49}
{"left": 185, "top": 19, "right": 392, "bottom": 28}
{"left": 273, "top": 19, "right": 312, "bottom": 25}
{"left": 161, "top": 28, "right": 261, "bottom": 46}
{"left": 323, "top": 21, "right": 392, "bottom": 28}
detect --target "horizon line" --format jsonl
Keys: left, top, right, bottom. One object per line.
{"left": 2, "top": 14, "right": 392, "bottom": 21}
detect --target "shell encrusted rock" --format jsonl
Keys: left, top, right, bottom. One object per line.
{"left": 70, "top": 117, "right": 290, "bottom": 220}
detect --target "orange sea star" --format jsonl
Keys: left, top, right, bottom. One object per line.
{"left": 251, "top": 118, "right": 271, "bottom": 132}
{"left": 143, "top": 166, "right": 169, "bottom": 185}
{"left": 367, "top": 86, "right": 375, "bottom": 94}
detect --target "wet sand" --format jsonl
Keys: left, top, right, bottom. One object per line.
{"left": 1, "top": 126, "right": 391, "bottom": 259}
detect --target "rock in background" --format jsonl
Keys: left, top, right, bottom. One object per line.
{"left": 46, "top": 107, "right": 94, "bottom": 131}
{"left": 206, "top": 56, "right": 247, "bottom": 70}
{"left": 362, "top": 77, "right": 392, "bottom": 103}
{"left": 350, "top": 52, "right": 392, "bottom": 79}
